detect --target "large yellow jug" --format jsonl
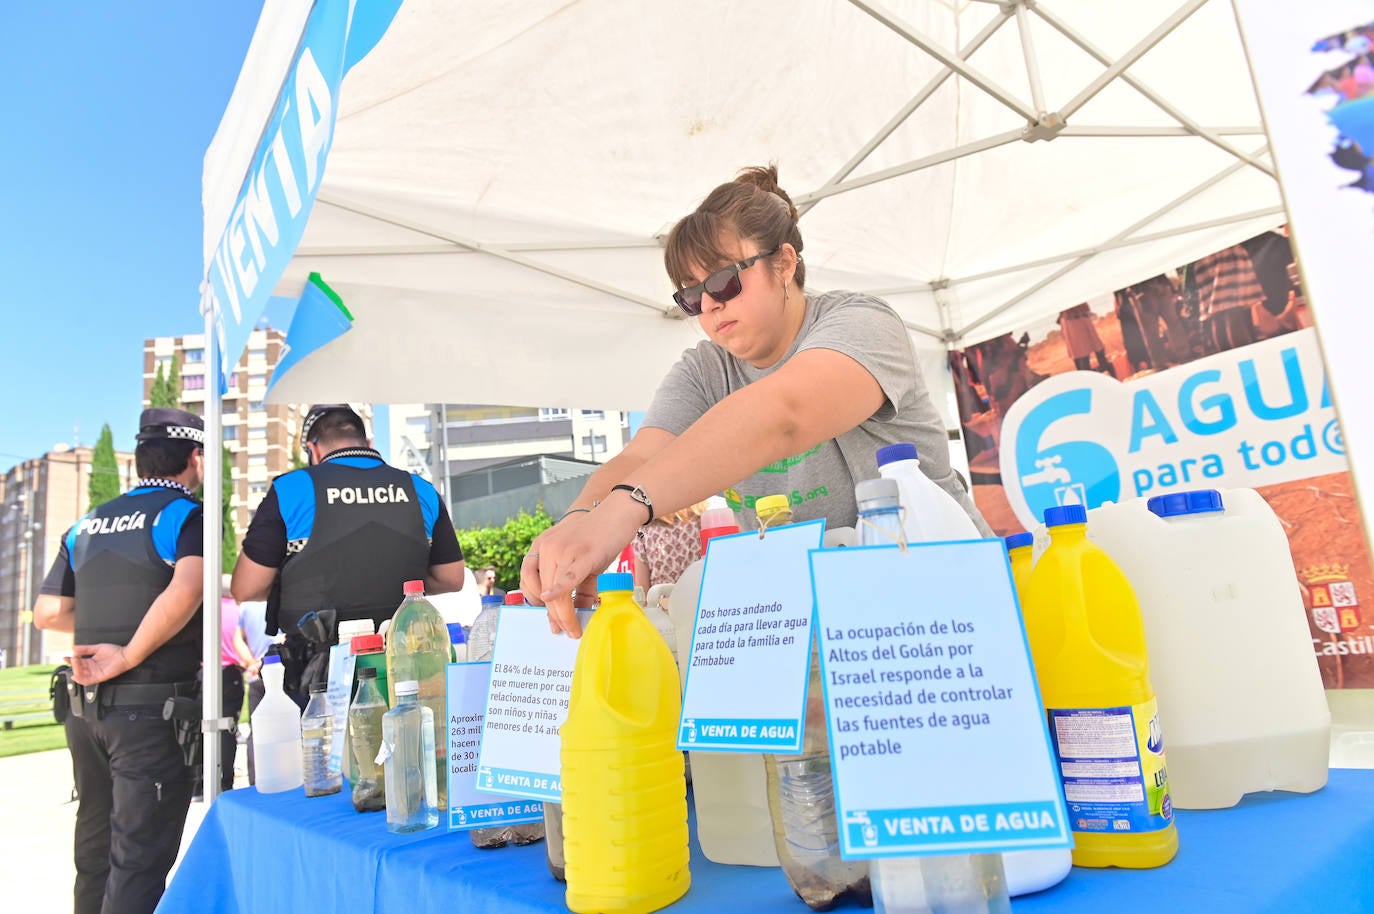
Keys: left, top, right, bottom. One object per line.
{"left": 561, "top": 572, "right": 690, "bottom": 913}
{"left": 1023, "top": 505, "right": 1178, "bottom": 869}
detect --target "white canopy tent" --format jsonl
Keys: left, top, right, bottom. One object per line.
{"left": 197, "top": 0, "right": 1290, "bottom": 799}
{"left": 211, "top": 0, "right": 1283, "bottom": 411}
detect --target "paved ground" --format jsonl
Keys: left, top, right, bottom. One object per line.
{"left": 0, "top": 727, "right": 249, "bottom": 912}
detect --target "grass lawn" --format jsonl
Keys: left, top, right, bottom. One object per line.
{"left": 0, "top": 664, "right": 67, "bottom": 758}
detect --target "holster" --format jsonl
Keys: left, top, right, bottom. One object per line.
{"left": 50, "top": 665, "right": 73, "bottom": 724}
{"left": 162, "top": 695, "right": 204, "bottom": 769}
{"left": 279, "top": 609, "right": 338, "bottom": 697}
{"left": 66, "top": 679, "right": 99, "bottom": 721}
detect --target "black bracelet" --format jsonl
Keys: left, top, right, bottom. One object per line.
{"left": 609, "top": 484, "right": 654, "bottom": 524}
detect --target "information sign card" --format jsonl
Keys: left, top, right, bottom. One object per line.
{"left": 472, "top": 606, "right": 592, "bottom": 801}
{"left": 678, "top": 520, "right": 825, "bottom": 753}
{"left": 445, "top": 663, "right": 543, "bottom": 831}
{"left": 809, "top": 539, "right": 1072, "bottom": 858}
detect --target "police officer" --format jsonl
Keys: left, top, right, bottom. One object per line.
{"left": 231, "top": 404, "right": 464, "bottom": 701}
{"left": 33, "top": 407, "right": 206, "bottom": 914}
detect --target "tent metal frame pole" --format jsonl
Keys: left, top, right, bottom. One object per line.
{"left": 846, "top": 0, "right": 1038, "bottom": 122}
{"left": 1055, "top": 0, "right": 1209, "bottom": 120}
{"left": 792, "top": 129, "right": 1026, "bottom": 205}
{"left": 1058, "top": 125, "right": 1264, "bottom": 137}
{"left": 1033, "top": 2, "right": 1276, "bottom": 177}
{"left": 1014, "top": 2, "right": 1049, "bottom": 118}
{"left": 798, "top": 8, "right": 1013, "bottom": 218}
{"left": 956, "top": 144, "right": 1269, "bottom": 339}
{"left": 200, "top": 291, "right": 224, "bottom": 805}
{"left": 295, "top": 238, "right": 664, "bottom": 258}
{"left": 314, "top": 192, "right": 672, "bottom": 316}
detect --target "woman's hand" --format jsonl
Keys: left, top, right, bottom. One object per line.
{"left": 520, "top": 499, "right": 643, "bottom": 638}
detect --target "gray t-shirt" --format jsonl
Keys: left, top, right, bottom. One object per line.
{"left": 643, "top": 289, "right": 992, "bottom": 533}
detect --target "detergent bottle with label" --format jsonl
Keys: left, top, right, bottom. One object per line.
{"left": 1023, "top": 504, "right": 1178, "bottom": 868}
{"left": 561, "top": 572, "right": 689, "bottom": 913}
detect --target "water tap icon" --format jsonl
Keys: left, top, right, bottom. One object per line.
{"left": 1020, "top": 455, "right": 1071, "bottom": 488}
{"left": 683, "top": 719, "right": 697, "bottom": 743}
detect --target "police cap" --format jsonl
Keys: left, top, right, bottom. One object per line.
{"left": 301, "top": 404, "right": 366, "bottom": 443}
{"left": 135, "top": 407, "right": 205, "bottom": 444}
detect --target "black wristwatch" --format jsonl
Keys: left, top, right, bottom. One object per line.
{"left": 610, "top": 484, "right": 654, "bottom": 524}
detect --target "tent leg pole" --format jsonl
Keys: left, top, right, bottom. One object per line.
{"left": 201, "top": 292, "right": 224, "bottom": 806}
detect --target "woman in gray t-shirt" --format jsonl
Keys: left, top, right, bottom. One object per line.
{"left": 521, "top": 165, "right": 989, "bottom": 637}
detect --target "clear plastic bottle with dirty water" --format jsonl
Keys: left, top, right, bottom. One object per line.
{"left": 381, "top": 679, "right": 439, "bottom": 833}
{"left": 857, "top": 478, "right": 1009, "bottom": 914}
{"left": 301, "top": 686, "right": 342, "bottom": 797}
{"left": 251, "top": 651, "right": 303, "bottom": 794}
{"left": 469, "top": 592, "right": 545, "bottom": 849}
{"left": 758, "top": 493, "right": 871, "bottom": 910}
{"left": 349, "top": 666, "right": 388, "bottom": 813}
{"left": 385, "top": 580, "right": 450, "bottom": 809}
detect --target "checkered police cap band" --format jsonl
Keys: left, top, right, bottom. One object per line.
{"left": 163, "top": 425, "right": 205, "bottom": 444}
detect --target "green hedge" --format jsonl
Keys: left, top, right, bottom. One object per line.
{"left": 456, "top": 505, "right": 553, "bottom": 593}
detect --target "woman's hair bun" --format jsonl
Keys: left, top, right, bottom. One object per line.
{"left": 735, "top": 164, "right": 797, "bottom": 222}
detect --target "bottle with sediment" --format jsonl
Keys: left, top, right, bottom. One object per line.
{"left": 348, "top": 667, "right": 388, "bottom": 812}
{"left": 381, "top": 679, "right": 439, "bottom": 833}
{"left": 758, "top": 494, "right": 870, "bottom": 910}
{"left": 470, "top": 592, "right": 545, "bottom": 849}
{"left": 301, "top": 686, "right": 341, "bottom": 797}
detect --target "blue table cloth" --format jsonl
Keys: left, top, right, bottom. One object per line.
{"left": 158, "top": 768, "right": 1374, "bottom": 913}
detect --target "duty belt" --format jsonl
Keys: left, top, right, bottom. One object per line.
{"left": 69, "top": 679, "right": 198, "bottom": 718}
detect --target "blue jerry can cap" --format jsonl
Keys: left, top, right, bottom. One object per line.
{"left": 1004, "top": 532, "right": 1034, "bottom": 550}
{"left": 598, "top": 572, "right": 634, "bottom": 593}
{"left": 875, "top": 442, "right": 918, "bottom": 466}
{"left": 447, "top": 622, "right": 466, "bottom": 644}
{"left": 1044, "top": 504, "right": 1088, "bottom": 527}
{"left": 1147, "top": 489, "right": 1224, "bottom": 518}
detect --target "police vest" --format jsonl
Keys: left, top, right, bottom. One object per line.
{"left": 71, "top": 488, "right": 202, "bottom": 683}
{"left": 276, "top": 460, "right": 429, "bottom": 634}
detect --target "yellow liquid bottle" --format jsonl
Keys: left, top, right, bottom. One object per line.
{"left": 1022, "top": 505, "right": 1178, "bottom": 869}
{"left": 562, "top": 572, "right": 690, "bottom": 913}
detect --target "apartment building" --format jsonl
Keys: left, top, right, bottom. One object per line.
{"left": 388, "top": 404, "right": 629, "bottom": 498}
{"left": 0, "top": 445, "right": 138, "bottom": 666}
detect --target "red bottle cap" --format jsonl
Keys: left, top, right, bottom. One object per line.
{"left": 504, "top": 591, "right": 525, "bottom": 605}
{"left": 350, "top": 633, "right": 384, "bottom": 654}
{"left": 402, "top": 580, "right": 424, "bottom": 596}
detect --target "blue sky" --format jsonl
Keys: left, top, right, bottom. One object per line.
{"left": 0, "top": 4, "right": 266, "bottom": 467}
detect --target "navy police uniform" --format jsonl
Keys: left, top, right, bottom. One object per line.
{"left": 41, "top": 408, "right": 205, "bottom": 914}
{"left": 239, "top": 406, "right": 461, "bottom": 696}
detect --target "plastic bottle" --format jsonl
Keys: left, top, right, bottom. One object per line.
{"left": 876, "top": 442, "right": 981, "bottom": 542}
{"left": 381, "top": 679, "right": 439, "bottom": 833}
{"left": 250, "top": 651, "right": 303, "bottom": 794}
{"left": 999, "top": 533, "right": 1074, "bottom": 896}
{"left": 562, "top": 572, "right": 690, "bottom": 913}
{"left": 301, "top": 686, "right": 342, "bottom": 797}
{"left": 385, "top": 580, "right": 450, "bottom": 808}
{"left": 468, "top": 592, "right": 545, "bottom": 849}
{"left": 1023, "top": 504, "right": 1178, "bottom": 868}
{"left": 351, "top": 633, "right": 389, "bottom": 711}
{"left": 1086, "top": 489, "right": 1330, "bottom": 808}
{"left": 666, "top": 499, "right": 775, "bottom": 868}
{"left": 349, "top": 667, "right": 388, "bottom": 812}
{"left": 334, "top": 619, "right": 373, "bottom": 784}
{"left": 448, "top": 622, "right": 468, "bottom": 663}
{"left": 757, "top": 495, "right": 870, "bottom": 910}
{"left": 538, "top": 590, "right": 587, "bottom": 883}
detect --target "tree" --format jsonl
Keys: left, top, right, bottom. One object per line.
{"left": 455, "top": 506, "right": 553, "bottom": 592}
{"left": 164, "top": 358, "right": 181, "bottom": 407}
{"left": 221, "top": 445, "right": 238, "bottom": 568}
{"left": 150, "top": 364, "right": 168, "bottom": 407}
{"left": 88, "top": 423, "right": 121, "bottom": 507}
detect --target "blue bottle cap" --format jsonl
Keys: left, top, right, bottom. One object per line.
{"left": 875, "top": 442, "right": 918, "bottom": 466}
{"left": 1044, "top": 504, "right": 1088, "bottom": 527}
{"left": 1147, "top": 489, "right": 1224, "bottom": 518}
{"left": 1004, "top": 532, "right": 1034, "bottom": 550}
{"left": 262, "top": 652, "right": 281, "bottom": 666}
{"left": 598, "top": 571, "right": 634, "bottom": 593}
{"left": 480, "top": 594, "right": 503, "bottom": 607}
{"left": 447, "top": 622, "right": 466, "bottom": 644}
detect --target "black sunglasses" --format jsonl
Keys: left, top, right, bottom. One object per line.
{"left": 672, "top": 247, "right": 779, "bottom": 316}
